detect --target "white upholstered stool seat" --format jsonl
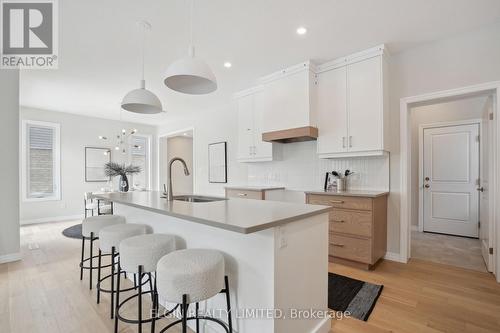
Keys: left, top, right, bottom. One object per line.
{"left": 119, "top": 234, "right": 176, "bottom": 273}
{"left": 99, "top": 223, "right": 150, "bottom": 253}
{"left": 82, "top": 215, "right": 125, "bottom": 238}
{"left": 156, "top": 249, "right": 225, "bottom": 304}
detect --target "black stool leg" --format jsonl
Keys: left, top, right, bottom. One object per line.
{"left": 181, "top": 294, "right": 188, "bottom": 333}
{"left": 110, "top": 246, "right": 116, "bottom": 319}
{"left": 89, "top": 232, "right": 94, "bottom": 290}
{"left": 97, "top": 249, "right": 102, "bottom": 303}
{"left": 151, "top": 274, "right": 157, "bottom": 333}
{"left": 138, "top": 265, "right": 143, "bottom": 333}
{"left": 196, "top": 302, "right": 200, "bottom": 332}
{"left": 148, "top": 273, "right": 154, "bottom": 303}
{"left": 80, "top": 236, "right": 85, "bottom": 280}
{"left": 224, "top": 276, "right": 233, "bottom": 333}
{"left": 114, "top": 260, "right": 121, "bottom": 333}
{"left": 134, "top": 274, "right": 137, "bottom": 289}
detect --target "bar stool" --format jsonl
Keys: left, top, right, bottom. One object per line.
{"left": 114, "top": 234, "right": 177, "bottom": 333}
{"left": 97, "top": 223, "right": 151, "bottom": 318}
{"left": 153, "top": 249, "right": 233, "bottom": 333}
{"left": 80, "top": 215, "right": 126, "bottom": 289}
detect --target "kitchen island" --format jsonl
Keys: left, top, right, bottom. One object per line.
{"left": 95, "top": 191, "right": 331, "bottom": 333}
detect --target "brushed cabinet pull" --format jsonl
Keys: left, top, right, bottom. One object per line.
{"left": 349, "top": 136, "right": 353, "bottom": 148}
{"left": 331, "top": 220, "right": 345, "bottom": 223}
{"left": 332, "top": 243, "right": 345, "bottom": 247}
{"left": 342, "top": 137, "right": 346, "bottom": 148}
{"left": 330, "top": 200, "right": 345, "bottom": 204}
{"left": 238, "top": 193, "right": 248, "bottom": 197}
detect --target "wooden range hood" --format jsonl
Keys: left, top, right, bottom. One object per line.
{"left": 262, "top": 126, "right": 318, "bottom": 143}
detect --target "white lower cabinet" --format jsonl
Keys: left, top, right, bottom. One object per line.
{"left": 236, "top": 88, "right": 273, "bottom": 162}
{"left": 317, "top": 52, "right": 389, "bottom": 158}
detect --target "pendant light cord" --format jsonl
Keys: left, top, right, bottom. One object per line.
{"left": 188, "top": 0, "right": 195, "bottom": 57}
{"left": 141, "top": 22, "right": 145, "bottom": 83}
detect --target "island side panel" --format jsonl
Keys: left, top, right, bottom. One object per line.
{"left": 274, "top": 213, "right": 330, "bottom": 333}
{"left": 115, "top": 203, "right": 276, "bottom": 333}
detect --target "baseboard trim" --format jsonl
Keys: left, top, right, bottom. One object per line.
{"left": 384, "top": 251, "right": 405, "bottom": 263}
{"left": 0, "top": 252, "right": 22, "bottom": 264}
{"left": 20, "top": 214, "right": 84, "bottom": 225}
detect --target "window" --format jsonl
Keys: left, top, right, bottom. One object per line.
{"left": 22, "top": 120, "right": 61, "bottom": 201}
{"left": 130, "top": 135, "right": 150, "bottom": 189}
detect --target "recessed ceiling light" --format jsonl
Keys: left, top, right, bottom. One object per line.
{"left": 296, "top": 26, "right": 307, "bottom": 35}
{"left": 224, "top": 62, "right": 232, "bottom": 68}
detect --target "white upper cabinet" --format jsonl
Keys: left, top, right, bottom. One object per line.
{"left": 347, "top": 56, "right": 383, "bottom": 153}
{"left": 316, "top": 66, "right": 347, "bottom": 155}
{"left": 235, "top": 87, "right": 273, "bottom": 162}
{"left": 316, "top": 46, "right": 389, "bottom": 158}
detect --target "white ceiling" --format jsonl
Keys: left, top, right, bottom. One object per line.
{"left": 20, "top": 0, "right": 500, "bottom": 126}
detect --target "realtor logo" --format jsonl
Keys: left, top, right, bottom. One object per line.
{"left": 1, "top": 0, "right": 58, "bottom": 68}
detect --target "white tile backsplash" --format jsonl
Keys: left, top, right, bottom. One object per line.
{"left": 247, "top": 141, "right": 390, "bottom": 191}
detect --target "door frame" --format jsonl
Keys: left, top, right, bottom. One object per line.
{"left": 156, "top": 127, "right": 196, "bottom": 193}
{"left": 418, "top": 119, "right": 482, "bottom": 233}
{"left": 400, "top": 81, "right": 500, "bottom": 282}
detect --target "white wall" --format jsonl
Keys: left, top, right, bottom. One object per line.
{"left": 388, "top": 21, "right": 500, "bottom": 254}
{"left": 158, "top": 106, "right": 248, "bottom": 197}
{"left": 410, "top": 95, "right": 489, "bottom": 227}
{"left": 20, "top": 107, "right": 157, "bottom": 223}
{"left": 166, "top": 136, "right": 193, "bottom": 195}
{"left": 0, "top": 70, "right": 20, "bottom": 262}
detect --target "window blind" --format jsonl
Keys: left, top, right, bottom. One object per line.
{"left": 27, "top": 125, "right": 55, "bottom": 198}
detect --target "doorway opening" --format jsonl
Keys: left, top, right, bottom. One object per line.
{"left": 409, "top": 95, "right": 494, "bottom": 272}
{"left": 158, "top": 129, "right": 194, "bottom": 195}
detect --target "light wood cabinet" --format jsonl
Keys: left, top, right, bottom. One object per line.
{"left": 235, "top": 88, "right": 273, "bottom": 162}
{"left": 316, "top": 47, "right": 389, "bottom": 158}
{"left": 225, "top": 188, "right": 284, "bottom": 200}
{"left": 306, "top": 193, "right": 388, "bottom": 270}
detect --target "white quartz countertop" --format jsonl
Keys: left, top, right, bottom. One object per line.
{"left": 225, "top": 185, "right": 285, "bottom": 191}
{"left": 95, "top": 191, "right": 331, "bottom": 234}
{"left": 304, "top": 190, "right": 389, "bottom": 198}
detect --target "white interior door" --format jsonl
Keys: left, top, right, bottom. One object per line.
{"left": 423, "top": 124, "right": 480, "bottom": 237}
{"left": 480, "top": 100, "right": 493, "bottom": 271}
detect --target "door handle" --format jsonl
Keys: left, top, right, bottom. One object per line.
{"left": 424, "top": 184, "right": 430, "bottom": 188}
{"left": 477, "top": 187, "right": 484, "bottom": 192}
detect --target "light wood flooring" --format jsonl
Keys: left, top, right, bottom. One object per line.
{"left": 1, "top": 221, "right": 500, "bottom": 333}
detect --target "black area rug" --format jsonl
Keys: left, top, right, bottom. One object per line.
{"left": 328, "top": 273, "right": 383, "bottom": 321}
{"left": 62, "top": 224, "right": 82, "bottom": 239}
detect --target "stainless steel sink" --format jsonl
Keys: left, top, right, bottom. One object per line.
{"left": 163, "top": 195, "right": 227, "bottom": 203}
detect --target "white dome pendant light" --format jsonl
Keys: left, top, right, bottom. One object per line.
{"left": 163, "top": 0, "right": 217, "bottom": 94}
{"left": 122, "top": 21, "right": 164, "bottom": 114}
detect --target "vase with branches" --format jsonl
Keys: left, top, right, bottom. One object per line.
{"left": 104, "top": 162, "right": 142, "bottom": 192}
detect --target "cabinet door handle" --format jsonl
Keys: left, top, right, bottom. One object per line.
{"left": 332, "top": 243, "right": 345, "bottom": 247}
{"left": 349, "top": 136, "right": 353, "bottom": 148}
{"left": 238, "top": 193, "right": 248, "bottom": 197}
{"left": 342, "top": 137, "right": 346, "bottom": 148}
{"left": 331, "top": 220, "right": 345, "bottom": 223}
{"left": 330, "top": 200, "right": 344, "bottom": 204}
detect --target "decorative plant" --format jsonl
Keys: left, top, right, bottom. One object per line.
{"left": 104, "top": 162, "right": 141, "bottom": 192}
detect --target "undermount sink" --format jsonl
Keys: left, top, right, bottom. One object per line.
{"left": 162, "top": 195, "right": 227, "bottom": 203}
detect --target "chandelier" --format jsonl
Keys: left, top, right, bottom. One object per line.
{"left": 98, "top": 128, "right": 140, "bottom": 154}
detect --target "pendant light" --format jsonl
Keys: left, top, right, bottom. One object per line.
{"left": 122, "top": 21, "right": 164, "bottom": 114}
{"left": 163, "top": 0, "right": 217, "bottom": 94}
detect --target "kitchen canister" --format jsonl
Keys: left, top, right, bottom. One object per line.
{"left": 336, "top": 178, "right": 346, "bottom": 192}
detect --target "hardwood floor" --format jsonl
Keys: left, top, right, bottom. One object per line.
{"left": 1, "top": 220, "right": 500, "bottom": 333}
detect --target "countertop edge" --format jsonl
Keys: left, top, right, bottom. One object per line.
{"left": 224, "top": 186, "right": 286, "bottom": 192}
{"left": 304, "top": 191, "right": 390, "bottom": 198}
{"left": 95, "top": 194, "right": 332, "bottom": 234}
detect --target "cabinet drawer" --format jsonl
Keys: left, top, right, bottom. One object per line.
{"left": 308, "top": 194, "right": 372, "bottom": 211}
{"left": 329, "top": 233, "right": 371, "bottom": 263}
{"left": 225, "top": 189, "right": 263, "bottom": 200}
{"left": 329, "top": 210, "right": 372, "bottom": 237}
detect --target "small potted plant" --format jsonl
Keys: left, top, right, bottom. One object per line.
{"left": 104, "top": 162, "right": 141, "bottom": 192}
